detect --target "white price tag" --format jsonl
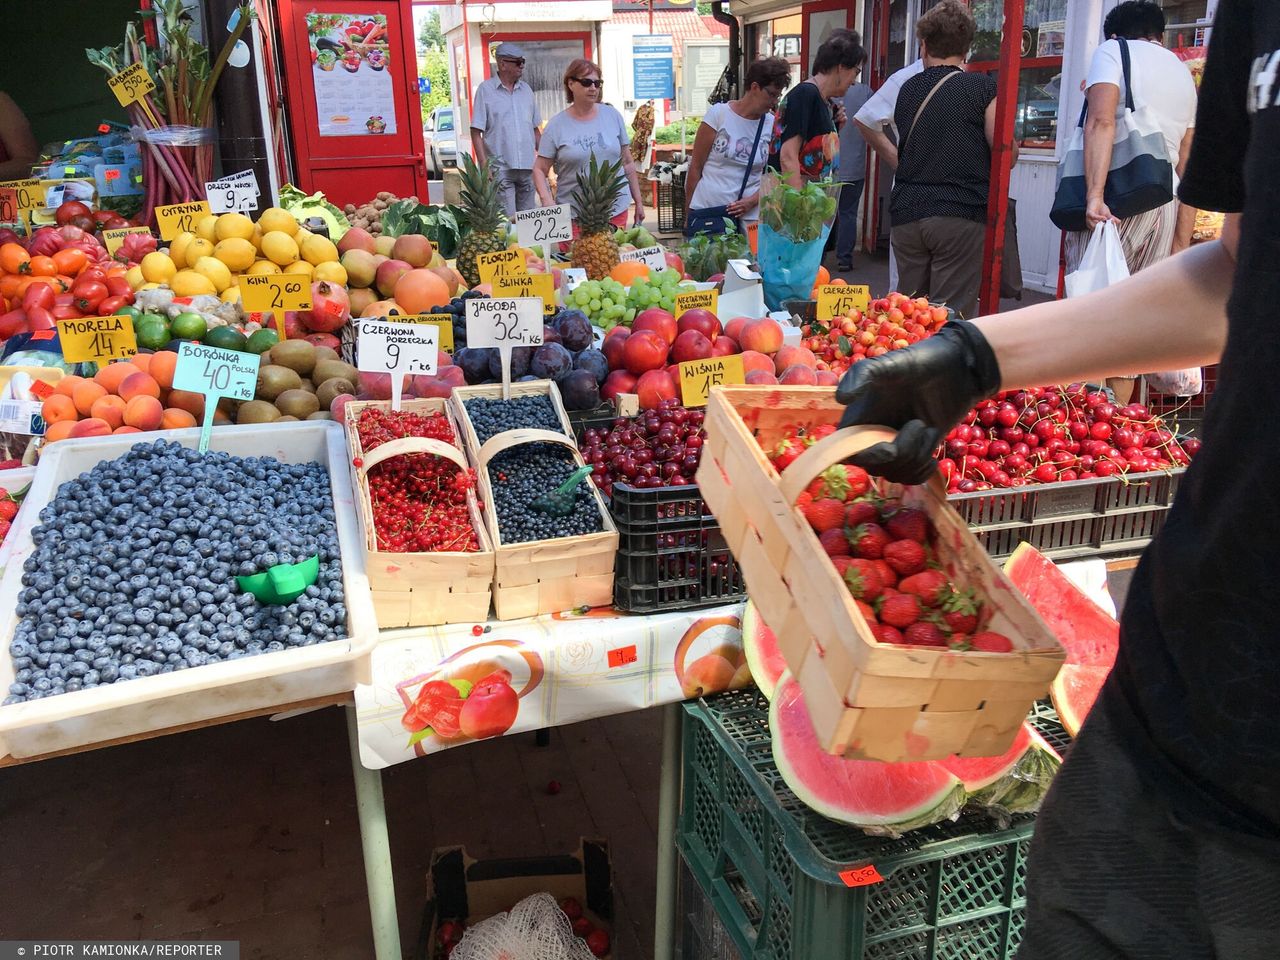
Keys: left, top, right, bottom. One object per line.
{"left": 465, "top": 297, "right": 545, "bottom": 397}
{"left": 514, "top": 204, "right": 572, "bottom": 247}
{"left": 562, "top": 267, "right": 588, "bottom": 292}
{"left": 357, "top": 320, "right": 439, "bottom": 411}
{"left": 621, "top": 244, "right": 666, "bottom": 273}
{"left": 207, "top": 179, "right": 257, "bottom": 214}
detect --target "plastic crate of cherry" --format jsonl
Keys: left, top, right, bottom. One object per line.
{"left": 944, "top": 384, "right": 1199, "bottom": 561}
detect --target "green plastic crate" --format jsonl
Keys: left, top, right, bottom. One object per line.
{"left": 678, "top": 689, "right": 1065, "bottom": 960}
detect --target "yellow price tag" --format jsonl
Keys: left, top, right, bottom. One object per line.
{"left": 679, "top": 355, "right": 745, "bottom": 408}
{"left": 674, "top": 289, "right": 719, "bottom": 319}
{"left": 155, "top": 200, "right": 212, "bottom": 240}
{"left": 0, "top": 188, "right": 15, "bottom": 224}
{"left": 0, "top": 179, "right": 42, "bottom": 211}
{"left": 56, "top": 316, "right": 138, "bottom": 364}
{"left": 816, "top": 284, "right": 871, "bottom": 320}
{"left": 405, "top": 315, "right": 456, "bottom": 353}
{"left": 108, "top": 62, "right": 157, "bottom": 108}
{"left": 239, "top": 275, "right": 313, "bottom": 313}
{"left": 102, "top": 225, "right": 154, "bottom": 257}
{"left": 476, "top": 249, "right": 527, "bottom": 286}
{"left": 494, "top": 273, "right": 556, "bottom": 317}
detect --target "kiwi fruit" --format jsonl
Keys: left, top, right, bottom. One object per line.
{"left": 237, "top": 400, "right": 281, "bottom": 424}
{"left": 276, "top": 389, "right": 320, "bottom": 419}
{"left": 313, "top": 358, "right": 359, "bottom": 386}
{"left": 275, "top": 415, "right": 299, "bottom": 422}
{"left": 314, "top": 345, "right": 339, "bottom": 362}
{"left": 270, "top": 339, "right": 318, "bottom": 377}
{"left": 299, "top": 379, "right": 315, "bottom": 393}
{"left": 306, "top": 411, "right": 333, "bottom": 421}
{"left": 256, "top": 364, "right": 303, "bottom": 401}
{"left": 316, "top": 377, "right": 356, "bottom": 411}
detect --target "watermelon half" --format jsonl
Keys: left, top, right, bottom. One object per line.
{"left": 742, "top": 601, "right": 786, "bottom": 700}
{"left": 1004, "top": 543, "right": 1120, "bottom": 736}
{"left": 770, "top": 671, "right": 966, "bottom": 836}
{"left": 942, "top": 724, "right": 1063, "bottom": 815}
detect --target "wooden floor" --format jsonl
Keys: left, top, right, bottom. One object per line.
{"left": 0, "top": 704, "right": 666, "bottom": 959}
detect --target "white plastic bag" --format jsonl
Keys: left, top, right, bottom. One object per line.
{"left": 451, "top": 893, "right": 596, "bottom": 960}
{"left": 1064, "top": 221, "right": 1129, "bottom": 298}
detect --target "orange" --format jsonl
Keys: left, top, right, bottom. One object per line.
{"left": 119, "top": 372, "right": 161, "bottom": 402}
{"left": 95, "top": 361, "right": 135, "bottom": 395}
{"left": 161, "top": 408, "right": 198, "bottom": 430}
{"left": 71, "top": 381, "right": 108, "bottom": 417}
{"left": 41, "top": 394, "right": 78, "bottom": 424}
{"left": 89, "top": 395, "right": 127, "bottom": 430}
{"left": 54, "top": 375, "right": 85, "bottom": 399}
{"left": 148, "top": 351, "right": 178, "bottom": 391}
{"left": 43, "top": 421, "right": 76, "bottom": 442}
{"left": 609, "top": 261, "right": 651, "bottom": 286}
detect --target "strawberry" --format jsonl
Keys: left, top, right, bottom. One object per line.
{"left": 772, "top": 436, "right": 806, "bottom": 470}
{"left": 849, "top": 522, "right": 889, "bottom": 559}
{"left": 971, "top": 631, "right": 1014, "bottom": 653}
{"left": 869, "top": 623, "right": 904, "bottom": 645}
{"left": 899, "top": 570, "right": 950, "bottom": 606}
{"left": 886, "top": 508, "right": 930, "bottom": 543}
{"left": 878, "top": 593, "right": 922, "bottom": 628}
{"left": 871, "top": 559, "right": 898, "bottom": 589}
{"left": 806, "top": 463, "right": 868, "bottom": 502}
{"left": 903, "top": 622, "right": 949, "bottom": 647}
{"left": 943, "top": 609, "right": 978, "bottom": 634}
{"left": 845, "top": 500, "right": 879, "bottom": 528}
{"left": 941, "top": 589, "right": 979, "bottom": 634}
{"left": 803, "top": 497, "right": 847, "bottom": 532}
{"left": 948, "top": 633, "right": 971, "bottom": 651}
{"left": 808, "top": 423, "right": 837, "bottom": 444}
{"left": 855, "top": 599, "right": 877, "bottom": 621}
{"left": 830, "top": 556, "right": 853, "bottom": 577}
{"left": 819, "top": 527, "right": 851, "bottom": 557}
{"left": 883, "top": 539, "right": 927, "bottom": 576}
{"left": 843, "top": 558, "right": 884, "bottom": 601}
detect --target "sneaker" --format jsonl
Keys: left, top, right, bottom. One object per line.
{"left": 836, "top": 260, "right": 853, "bottom": 272}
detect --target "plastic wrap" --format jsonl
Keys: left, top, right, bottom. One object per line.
{"left": 967, "top": 732, "right": 1063, "bottom": 826}
{"left": 128, "top": 124, "right": 216, "bottom": 147}
{"left": 757, "top": 176, "right": 841, "bottom": 311}
{"left": 452, "top": 893, "right": 595, "bottom": 960}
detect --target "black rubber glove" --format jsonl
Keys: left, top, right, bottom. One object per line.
{"left": 835, "top": 321, "right": 1002, "bottom": 484}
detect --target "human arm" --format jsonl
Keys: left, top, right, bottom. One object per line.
{"left": 778, "top": 136, "right": 804, "bottom": 188}
{"left": 534, "top": 125, "right": 542, "bottom": 151}
{"left": 1172, "top": 126, "right": 1196, "bottom": 253}
{"left": 1082, "top": 81, "right": 1121, "bottom": 225}
{"left": 0, "top": 93, "right": 38, "bottom": 180}
{"left": 727, "top": 191, "right": 759, "bottom": 217}
{"left": 621, "top": 143, "right": 646, "bottom": 226}
{"left": 470, "top": 128, "right": 488, "bottom": 167}
{"left": 856, "top": 118, "right": 898, "bottom": 170}
{"left": 682, "top": 121, "right": 717, "bottom": 223}
{"left": 532, "top": 155, "right": 555, "bottom": 207}
{"left": 983, "top": 99, "right": 1020, "bottom": 165}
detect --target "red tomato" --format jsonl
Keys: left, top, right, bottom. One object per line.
{"left": 96, "top": 295, "right": 129, "bottom": 316}
{"left": 49, "top": 304, "right": 85, "bottom": 321}
{"left": 22, "top": 282, "right": 55, "bottom": 313}
{"left": 71, "top": 279, "right": 108, "bottom": 313}
{"left": 104, "top": 275, "right": 132, "bottom": 298}
{"left": 55, "top": 201, "right": 93, "bottom": 226}
{"left": 26, "top": 305, "right": 55, "bottom": 331}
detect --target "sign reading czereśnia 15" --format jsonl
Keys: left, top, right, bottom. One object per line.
{"left": 633, "top": 35, "right": 675, "bottom": 100}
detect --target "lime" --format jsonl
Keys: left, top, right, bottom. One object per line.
{"left": 114, "top": 304, "right": 142, "bottom": 321}
{"left": 245, "top": 328, "right": 280, "bottom": 354}
{"left": 170, "top": 311, "right": 208, "bottom": 341}
{"left": 203, "top": 325, "right": 249, "bottom": 352}
{"left": 136, "top": 315, "right": 171, "bottom": 351}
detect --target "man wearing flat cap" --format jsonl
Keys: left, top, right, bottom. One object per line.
{"left": 470, "top": 42, "right": 542, "bottom": 216}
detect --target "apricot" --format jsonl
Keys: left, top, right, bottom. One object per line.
{"left": 119, "top": 372, "right": 161, "bottom": 402}
{"left": 89, "top": 395, "right": 127, "bottom": 430}
{"left": 41, "top": 394, "right": 78, "bottom": 424}
{"left": 166, "top": 389, "right": 206, "bottom": 419}
{"left": 53, "top": 375, "right": 85, "bottom": 399}
{"left": 149, "top": 351, "right": 178, "bottom": 391}
{"left": 161, "top": 408, "right": 197, "bottom": 430}
{"left": 95, "top": 361, "right": 135, "bottom": 395}
{"left": 68, "top": 417, "right": 112, "bottom": 439}
{"left": 123, "top": 395, "right": 164, "bottom": 431}
{"left": 42, "top": 420, "right": 76, "bottom": 442}
{"left": 71, "top": 380, "right": 108, "bottom": 417}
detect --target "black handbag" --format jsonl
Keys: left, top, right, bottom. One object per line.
{"left": 1049, "top": 38, "right": 1174, "bottom": 231}
{"left": 685, "top": 112, "right": 768, "bottom": 237}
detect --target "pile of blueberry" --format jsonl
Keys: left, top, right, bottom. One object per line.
{"left": 488, "top": 446, "right": 603, "bottom": 544}
{"left": 4, "top": 440, "right": 347, "bottom": 704}
{"left": 463, "top": 394, "right": 566, "bottom": 445}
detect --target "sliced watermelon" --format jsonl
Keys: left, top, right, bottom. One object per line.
{"left": 1004, "top": 543, "right": 1120, "bottom": 736}
{"left": 742, "top": 601, "right": 786, "bottom": 700}
{"left": 938, "top": 723, "right": 1033, "bottom": 792}
{"left": 969, "top": 727, "right": 1063, "bottom": 815}
{"left": 770, "top": 671, "right": 966, "bottom": 835}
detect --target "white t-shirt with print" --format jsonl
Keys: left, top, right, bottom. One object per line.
{"left": 687, "top": 102, "right": 774, "bottom": 221}
{"left": 1085, "top": 39, "right": 1197, "bottom": 171}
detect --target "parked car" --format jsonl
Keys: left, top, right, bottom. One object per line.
{"left": 423, "top": 106, "right": 458, "bottom": 177}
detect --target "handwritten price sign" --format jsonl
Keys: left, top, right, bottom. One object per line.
{"left": 514, "top": 204, "right": 572, "bottom": 247}
{"left": 155, "top": 200, "right": 212, "bottom": 240}
{"left": 0, "top": 189, "right": 15, "bottom": 224}
{"left": 107, "top": 62, "right": 157, "bottom": 107}
{"left": 620, "top": 244, "right": 667, "bottom": 273}
{"left": 494, "top": 273, "right": 556, "bottom": 317}
{"left": 206, "top": 177, "right": 257, "bottom": 214}
{"left": 476, "top": 249, "right": 527, "bottom": 286}
{"left": 56, "top": 316, "right": 138, "bottom": 364}
{"left": 679, "top": 355, "right": 744, "bottom": 407}
{"left": 816, "top": 284, "right": 871, "bottom": 320}
{"left": 173, "top": 342, "right": 261, "bottom": 453}
{"left": 357, "top": 321, "right": 440, "bottom": 411}
{"left": 102, "top": 225, "right": 153, "bottom": 257}
{"left": 674, "top": 289, "right": 718, "bottom": 319}
{"left": 466, "top": 297, "right": 545, "bottom": 397}
{"left": 240, "top": 275, "right": 312, "bottom": 337}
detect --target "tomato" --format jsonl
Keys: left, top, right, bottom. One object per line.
{"left": 0, "top": 309, "right": 26, "bottom": 339}
{"left": 78, "top": 264, "right": 107, "bottom": 285}
{"left": 69, "top": 215, "right": 96, "bottom": 233}
{"left": 26, "top": 305, "right": 55, "bottom": 331}
{"left": 92, "top": 210, "right": 116, "bottom": 226}
{"left": 51, "top": 248, "right": 88, "bottom": 278}
{"left": 0, "top": 275, "right": 20, "bottom": 300}
{"left": 49, "top": 304, "right": 85, "bottom": 321}
{"left": 96, "top": 295, "right": 129, "bottom": 316}
{"left": 0, "top": 243, "right": 31, "bottom": 275}
{"left": 22, "top": 282, "right": 55, "bottom": 313}
{"left": 71, "top": 279, "right": 108, "bottom": 313}
{"left": 27, "top": 256, "right": 57, "bottom": 277}
{"left": 104, "top": 275, "right": 132, "bottom": 298}
{"left": 54, "top": 201, "right": 92, "bottom": 226}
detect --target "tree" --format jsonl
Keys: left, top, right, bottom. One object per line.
{"left": 419, "top": 48, "right": 451, "bottom": 122}
{"left": 418, "top": 9, "right": 444, "bottom": 52}
{"left": 697, "top": 2, "right": 713, "bottom": 14}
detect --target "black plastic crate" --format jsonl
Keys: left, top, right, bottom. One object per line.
{"left": 658, "top": 172, "right": 687, "bottom": 233}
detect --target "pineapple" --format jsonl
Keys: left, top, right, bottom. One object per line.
{"left": 456, "top": 154, "right": 508, "bottom": 287}
{"left": 571, "top": 155, "right": 625, "bottom": 280}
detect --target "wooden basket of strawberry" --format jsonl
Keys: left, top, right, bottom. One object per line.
{"left": 697, "top": 386, "right": 1064, "bottom": 762}
{"left": 345, "top": 398, "right": 495, "bottom": 628}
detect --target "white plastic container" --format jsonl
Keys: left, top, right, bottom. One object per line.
{"left": 0, "top": 422, "right": 378, "bottom": 759}
{"left": 0, "top": 466, "right": 37, "bottom": 578}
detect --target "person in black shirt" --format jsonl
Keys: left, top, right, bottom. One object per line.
{"left": 767, "top": 30, "right": 862, "bottom": 188}
{"left": 885, "top": 1, "right": 1005, "bottom": 318}
{"left": 835, "top": 1, "right": 1280, "bottom": 955}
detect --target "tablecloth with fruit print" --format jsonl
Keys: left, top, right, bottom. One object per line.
{"left": 353, "top": 603, "right": 746, "bottom": 769}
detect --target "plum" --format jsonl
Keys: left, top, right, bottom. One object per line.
{"left": 487, "top": 344, "right": 533, "bottom": 380}
{"left": 556, "top": 311, "right": 594, "bottom": 351}
{"left": 458, "top": 347, "right": 496, "bottom": 384}
{"left": 574, "top": 348, "right": 609, "bottom": 385}
{"left": 559, "top": 368, "right": 601, "bottom": 411}
{"left": 531, "top": 342, "right": 573, "bottom": 381}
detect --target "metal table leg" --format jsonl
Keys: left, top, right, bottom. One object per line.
{"left": 654, "top": 702, "right": 682, "bottom": 960}
{"left": 347, "top": 704, "right": 404, "bottom": 960}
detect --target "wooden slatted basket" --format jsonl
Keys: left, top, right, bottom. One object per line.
{"left": 344, "top": 398, "right": 494, "bottom": 628}
{"left": 696, "top": 386, "right": 1064, "bottom": 762}
{"left": 451, "top": 382, "right": 617, "bottom": 621}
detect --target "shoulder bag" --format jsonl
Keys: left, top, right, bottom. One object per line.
{"left": 684, "top": 111, "right": 769, "bottom": 237}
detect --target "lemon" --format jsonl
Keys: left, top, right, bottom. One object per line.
{"left": 257, "top": 207, "right": 299, "bottom": 236}
{"left": 194, "top": 214, "right": 220, "bottom": 243}
{"left": 294, "top": 226, "right": 314, "bottom": 244}
{"left": 300, "top": 234, "right": 339, "bottom": 265}
{"left": 262, "top": 230, "right": 301, "bottom": 266}
{"left": 168, "top": 232, "right": 195, "bottom": 269}
{"left": 125, "top": 266, "right": 145, "bottom": 291}
{"left": 193, "top": 255, "right": 233, "bottom": 293}
{"left": 251, "top": 224, "right": 264, "bottom": 251}
{"left": 170, "top": 269, "right": 217, "bottom": 297}
{"left": 213, "top": 237, "right": 257, "bottom": 272}
{"left": 185, "top": 237, "right": 215, "bottom": 266}
{"left": 247, "top": 258, "right": 282, "bottom": 276}
{"left": 283, "top": 259, "right": 315, "bottom": 278}
{"left": 214, "top": 212, "right": 255, "bottom": 242}
{"left": 140, "top": 251, "right": 177, "bottom": 284}
{"left": 313, "top": 261, "right": 347, "bottom": 285}
{"left": 221, "top": 285, "right": 242, "bottom": 305}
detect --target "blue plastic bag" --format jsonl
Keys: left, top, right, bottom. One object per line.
{"left": 758, "top": 221, "right": 832, "bottom": 312}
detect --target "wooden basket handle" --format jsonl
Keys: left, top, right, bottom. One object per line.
{"left": 358, "top": 436, "right": 469, "bottom": 478}
{"left": 477, "top": 428, "right": 579, "bottom": 469}
{"left": 776, "top": 425, "right": 946, "bottom": 503}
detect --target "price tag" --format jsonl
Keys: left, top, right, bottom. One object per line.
{"left": 561, "top": 268, "right": 588, "bottom": 292}
{"left": 56, "top": 316, "right": 138, "bottom": 364}
{"left": 514, "top": 204, "right": 572, "bottom": 247}
{"left": 172, "top": 342, "right": 261, "bottom": 452}
{"left": 674, "top": 289, "right": 718, "bottom": 319}
{"left": 102, "top": 225, "right": 153, "bottom": 257}
{"left": 107, "top": 62, "right": 157, "bottom": 107}
{"left": 0, "top": 179, "right": 42, "bottom": 209}
{"left": 620, "top": 244, "right": 666, "bottom": 273}
{"left": 155, "top": 200, "right": 212, "bottom": 240}
{"left": 607, "top": 645, "right": 638, "bottom": 668}
{"left": 494, "top": 273, "right": 556, "bottom": 317}
{"left": 103, "top": 168, "right": 121, "bottom": 182}
{"left": 466, "top": 297, "right": 545, "bottom": 398}
{"left": 357, "top": 321, "right": 440, "bottom": 411}
{"left": 745, "top": 221, "right": 759, "bottom": 256}
{"left": 0, "top": 400, "right": 47, "bottom": 437}
{"left": 678, "top": 355, "right": 745, "bottom": 408}
{"left": 816, "top": 284, "right": 871, "bottom": 320}
{"left": 397, "top": 314, "right": 455, "bottom": 353}
{"left": 476, "top": 249, "right": 527, "bottom": 286}
{"left": 0, "top": 188, "right": 15, "bottom": 224}
{"left": 206, "top": 179, "right": 257, "bottom": 214}
{"left": 838, "top": 865, "right": 884, "bottom": 887}
{"left": 239, "top": 275, "right": 312, "bottom": 338}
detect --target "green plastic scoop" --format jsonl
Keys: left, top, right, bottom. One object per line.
{"left": 236, "top": 554, "right": 320, "bottom": 605}
{"left": 530, "top": 465, "right": 594, "bottom": 517}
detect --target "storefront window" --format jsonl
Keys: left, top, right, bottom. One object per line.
{"left": 486, "top": 38, "right": 587, "bottom": 130}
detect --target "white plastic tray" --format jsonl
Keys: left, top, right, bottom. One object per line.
{"left": 0, "top": 466, "right": 37, "bottom": 578}
{"left": 0, "top": 422, "right": 378, "bottom": 759}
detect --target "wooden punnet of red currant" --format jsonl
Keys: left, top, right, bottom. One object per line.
{"left": 355, "top": 408, "right": 481, "bottom": 554}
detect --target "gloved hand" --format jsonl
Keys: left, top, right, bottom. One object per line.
{"left": 836, "top": 321, "right": 1002, "bottom": 484}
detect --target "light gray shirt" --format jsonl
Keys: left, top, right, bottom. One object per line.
{"left": 839, "top": 83, "right": 873, "bottom": 181}
{"left": 471, "top": 76, "right": 541, "bottom": 171}
{"left": 537, "top": 104, "right": 631, "bottom": 219}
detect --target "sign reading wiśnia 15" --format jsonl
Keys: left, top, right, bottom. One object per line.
{"left": 633, "top": 35, "right": 675, "bottom": 100}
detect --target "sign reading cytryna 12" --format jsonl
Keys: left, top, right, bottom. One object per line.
{"left": 633, "top": 35, "right": 675, "bottom": 100}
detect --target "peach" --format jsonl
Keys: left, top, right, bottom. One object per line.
{"left": 123, "top": 395, "right": 164, "bottom": 431}
{"left": 723, "top": 316, "right": 751, "bottom": 342}
{"left": 89, "top": 395, "right": 128, "bottom": 430}
{"left": 72, "top": 381, "right": 108, "bottom": 417}
{"left": 815, "top": 369, "right": 840, "bottom": 386}
{"left": 745, "top": 369, "right": 778, "bottom": 385}
{"left": 740, "top": 350, "right": 774, "bottom": 375}
{"left": 730, "top": 661, "right": 753, "bottom": 690}
{"left": 739, "top": 318, "right": 784, "bottom": 354}
{"left": 120, "top": 371, "right": 161, "bottom": 402}
{"left": 773, "top": 344, "right": 816, "bottom": 374}
{"left": 779, "top": 364, "right": 818, "bottom": 385}
{"left": 69, "top": 417, "right": 112, "bottom": 439}
{"left": 42, "top": 420, "right": 76, "bottom": 443}
{"left": 681, "top": 654, "right": 737, "bottom": 698}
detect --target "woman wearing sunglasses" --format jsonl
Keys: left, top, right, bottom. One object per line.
{"left": 534, "top": 59, "right": 647, "bottom": 233}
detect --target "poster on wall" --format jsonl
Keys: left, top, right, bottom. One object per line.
{"left": 633, "top": 35, "right": 675, "bottom": 100}
{"left": 306, "top": 12, "right": 399, "bottom": 137}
